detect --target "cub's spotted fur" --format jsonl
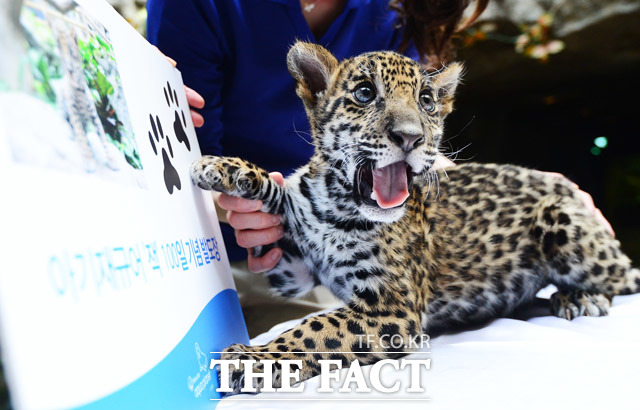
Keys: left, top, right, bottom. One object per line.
{"left": 192, "top": 42, "right": 640, "bottom": 394}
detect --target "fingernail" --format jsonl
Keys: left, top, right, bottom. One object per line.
{"left": 277, "top": 226, "right": 285, "bottom": 236}
{"left": 270, "top": 249, "right": 282, "bottom": 262}
{"left": 247, "top": 200, "right": 262, "bottom": 210}
{"left": 272, "top": 215, "right": 281, "bottom": 224}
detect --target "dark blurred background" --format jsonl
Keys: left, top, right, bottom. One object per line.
{"left": 445, "top": 3, "right": 640, "bottom": 262}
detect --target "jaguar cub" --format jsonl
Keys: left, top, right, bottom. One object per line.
{"left": 192, "top": 42, "right": 639, "bottom": 394}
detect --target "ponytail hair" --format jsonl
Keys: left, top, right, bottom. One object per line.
{"left": 390, "top": 0, "right": 489, "bottom": 67}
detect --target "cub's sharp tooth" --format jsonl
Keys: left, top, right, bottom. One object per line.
{"left": 370, "top": 191, "right": 378, "bottom": 201}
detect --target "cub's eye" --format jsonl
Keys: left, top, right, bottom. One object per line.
{"left": 419, "top": 91, "right": 435, "bottom": 112}
{"left": 353, "top": 82, "right": 376, "bottom": 104}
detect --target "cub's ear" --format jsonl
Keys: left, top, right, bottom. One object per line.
{"left": 287, "top": 41, "right": 338, "bottom": 106}
{"left": 433, "top": 62, "right": 463, "bottom": 117}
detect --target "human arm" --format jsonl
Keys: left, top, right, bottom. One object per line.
{"left": 150, "top": 0, "right": 281, "bottom": 263}
{"left": 147, "top": 0, "right": 226, "bottom": 155}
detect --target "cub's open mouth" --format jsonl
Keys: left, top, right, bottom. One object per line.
{"left": 355, "top": 161, "right": 414, "bottom": 209}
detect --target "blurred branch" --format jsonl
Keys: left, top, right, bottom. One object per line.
{"left": 107, "top": 0, "right": 147, "bottom": 36}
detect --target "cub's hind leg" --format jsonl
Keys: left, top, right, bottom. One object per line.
{"left": 217, "top": 303, "right": 423, "bottom": 395}
{"left": 533, "top": 196, "right": 639, "bottom": 319}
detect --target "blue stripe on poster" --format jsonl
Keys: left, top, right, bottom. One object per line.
{"left": 76, "top": 289, "right": 249, "bottom": 409}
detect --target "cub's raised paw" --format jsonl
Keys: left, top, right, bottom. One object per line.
{"left": 550, "top": 290, "right": 611, "bottom": 320}
{"left": 191, "top": 156, "right": 261, "bottom": 196}
{"left": 191, "top": 156, "right": 226, "bottom": 191}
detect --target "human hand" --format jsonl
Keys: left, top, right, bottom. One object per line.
{"left": 157, "top": 49, "right": 205, "bottom": 127}
{"left": 184, "top": 86, "right": 205, "bottom": 128}
{"left": 536, "top": 171, "right": 615, "bottom": 237}
{"left": 216, "top": 172, "right": 286, "bottom": 272}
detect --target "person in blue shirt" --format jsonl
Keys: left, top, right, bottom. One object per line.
{"left": 147, "top": 1, "right": 614, "bottom": 322}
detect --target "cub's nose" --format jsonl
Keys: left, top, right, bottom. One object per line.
{"left": 389, "top": 129, "right": 425, "bottom": 152}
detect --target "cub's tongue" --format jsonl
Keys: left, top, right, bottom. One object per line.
{"left": 371, "top": 161, "right": 409, "bottom": 209}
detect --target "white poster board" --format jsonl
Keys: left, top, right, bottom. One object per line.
{"left": 0, "top": 1, "right": 249, "bottom": 408}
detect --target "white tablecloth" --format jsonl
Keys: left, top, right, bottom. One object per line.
{"left": 219, "top": 286, "right": 640, "bottom": 410}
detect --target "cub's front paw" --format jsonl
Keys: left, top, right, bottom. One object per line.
{"left": 218, "top": 344, "right": 276, "bottom": 396}
{"left": 550, "top": 290, "right": 610, "bottom": 320}
{"left": 191, "top": 156, "right": 227, "bottom": 192}
{"left": 191, "top": 156, "right": 258, "bottom": 196}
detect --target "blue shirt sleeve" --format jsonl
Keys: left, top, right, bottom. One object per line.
{"left": 147, "top": 0, "right": 226, "bottom": 156}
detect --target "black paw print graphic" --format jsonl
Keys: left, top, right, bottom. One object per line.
{"left": 148, "top": 114, "right": 181, "bottom": 194}
{"left": 164, "top": 81, "right": 191, "bottom": 152}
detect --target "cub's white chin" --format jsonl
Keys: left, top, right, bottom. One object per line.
{"left": 359, "top": 203, "right": 406, "bottom": 223}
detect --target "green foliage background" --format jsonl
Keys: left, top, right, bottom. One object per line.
{"left": 20, "top": 4, "right": 143, "bottom": 171}
{"left": 77, "top": 34, "right": 142, "bottom": 169}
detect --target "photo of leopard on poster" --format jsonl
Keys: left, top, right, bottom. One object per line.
{"left": 0, "top": 0, "right": 196, "bottom": 194}
{"left": 2, "top": 0, "right": 145, "bottom": 187}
